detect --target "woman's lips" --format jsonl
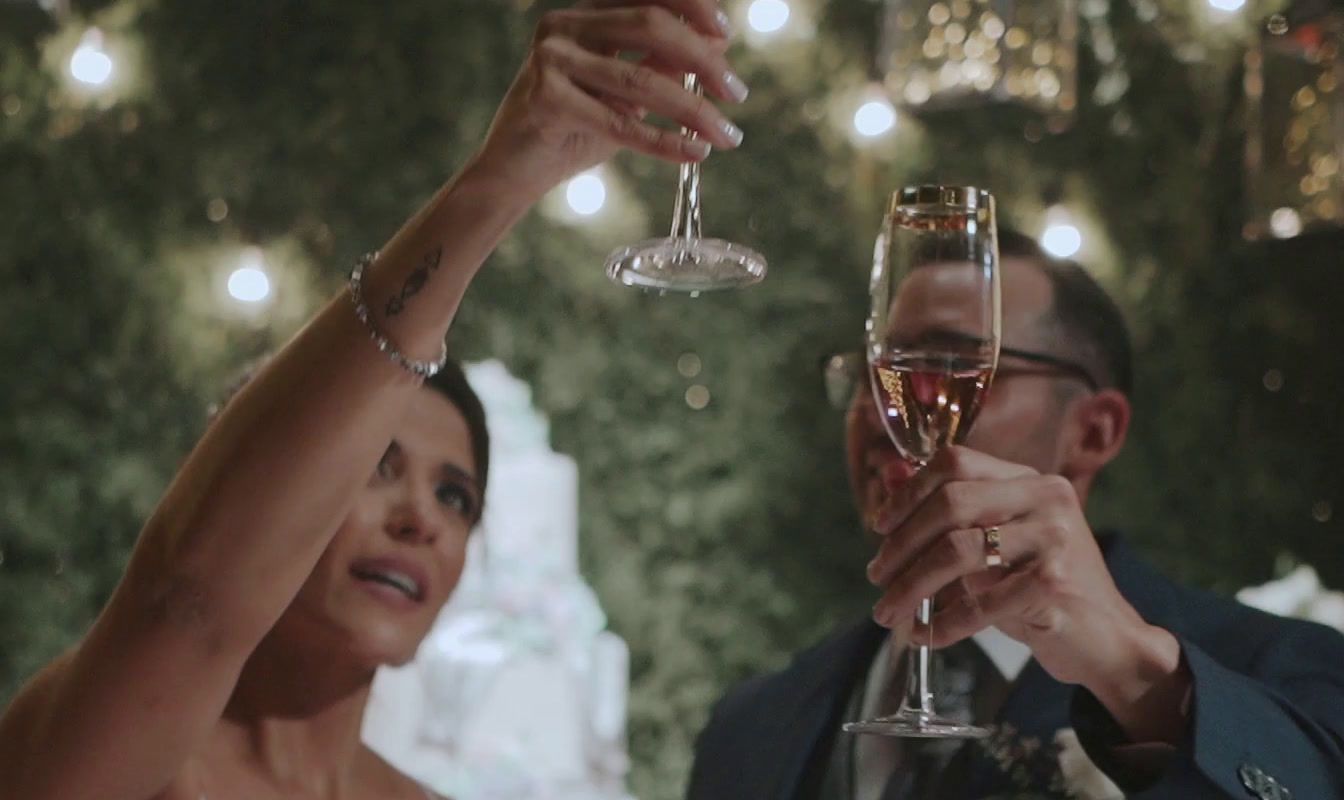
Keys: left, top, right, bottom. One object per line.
{"left": 349, "top": 557, "right": 430, "bottom": 606}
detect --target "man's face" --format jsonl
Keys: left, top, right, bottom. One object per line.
{"left": 846, "top": 257, "right": 1071, "bottom": 522}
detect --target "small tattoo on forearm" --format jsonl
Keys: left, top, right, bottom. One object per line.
{"left": 384, "top": 246, "right": 443, "bottom": 317}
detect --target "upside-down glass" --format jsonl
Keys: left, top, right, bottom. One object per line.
{"left": 843, "top": 185, "right": 1001, "bottom": 739}
{"left": 604, "top": 74, "right": 767, "bottom": 294}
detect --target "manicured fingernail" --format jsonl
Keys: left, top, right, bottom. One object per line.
{"left": 723, "top": 69, "right": 750, "bottom": 103}
{"left": 715, "top": 8, "right": 735, "bottom": 37}
{"left": 866, "top": 558, "right": 881, "bottom": 583}
{"left": 686, "top": 139, "right": 712, "bottom": 160}
{"left": 718, "top": 118, "right": 744, "bottom": 147}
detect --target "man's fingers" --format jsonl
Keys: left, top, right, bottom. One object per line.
{"left": 871, "top": 521, "right": 1030, "bottom": 625}
{"left": 867, "top": 477, "right": 1043, "bottom": 587}
{"left": 914, "top": 570, "right": 1037, "bottom": 648}
{"left": 873, "top": 446, "right": 1037, "bottom": 535}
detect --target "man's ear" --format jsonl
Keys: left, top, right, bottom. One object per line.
{"left": 1062, "top": 388, "right": 1131, "bottom": 479}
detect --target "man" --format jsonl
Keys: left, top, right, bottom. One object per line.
{"left": 686, "top": 231, "right": 1344, "bottom": 800}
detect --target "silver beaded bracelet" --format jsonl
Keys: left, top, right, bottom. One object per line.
{"left": 348, "top": 251, "right": 449, "bottom": 379}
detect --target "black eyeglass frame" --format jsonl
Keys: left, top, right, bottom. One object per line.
{"left": 993, "top": 345, "right": 1101, "bottom": 392}
{"left": 822, "top": 345, "right": 1101, "bottom": 409}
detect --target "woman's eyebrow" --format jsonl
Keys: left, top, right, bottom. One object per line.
{"left": 438, "top": 463, "right": 480, "bottom": 493}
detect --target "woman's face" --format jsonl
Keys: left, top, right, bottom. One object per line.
{"left": 286, "top": 387, "right": 482, "bottom": 668}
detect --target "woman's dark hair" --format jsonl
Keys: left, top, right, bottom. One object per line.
{"left": 424, "top": 358, "right": 490, "bottom": 511}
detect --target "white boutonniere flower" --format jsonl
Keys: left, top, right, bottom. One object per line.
{"left": 1054, "top": 729, "right": 1124, "bottom": 800}
{"left": 1236, "top": 564, "right": 1344, "bottom": 632}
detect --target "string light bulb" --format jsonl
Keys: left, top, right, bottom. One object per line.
{"left": 747, "top": 0, "right": 791, "bottom": 34}
{"left": 228, "top": 247, "right": 272, "bottom": 304}
{"left": 1040, "top": 206, "right": 1083, "bottom": 258}
{"left": 853, "top": 98, "right": 898, "bottom": 138}
{"left": 1270, "top": 207, "right": 1302, "bottom": 238}
{"left": 69, "top": 28, "right": 113, "bottom": 87}
{"left": 565, "top": 171, "right": 607, "bottom": 216}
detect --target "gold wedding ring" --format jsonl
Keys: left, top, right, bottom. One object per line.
{"left": 983, "top": 525, "right": 1005, "bottom": 568}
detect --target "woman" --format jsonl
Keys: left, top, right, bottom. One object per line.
{"left": 0, "top": 1, "right": 747, "bottom": 797}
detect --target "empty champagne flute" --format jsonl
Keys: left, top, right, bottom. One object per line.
{"left": 604, "top": 73, "right": 766, "bottom": 294}
{"left": 843, "top": 185, "right": 1001, "bottom": 738}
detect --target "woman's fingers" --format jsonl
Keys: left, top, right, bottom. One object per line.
{"left": 538, "top": 6, "right": 748, "bottom": 104}
{"left": 537, "top": 38, "right": 742, "bottom": 148}
{"left": 578, "top": 0, "right": 734, "bottom": 40}
{"left": 542, "top": 71, "right": 712, "bottom": 162}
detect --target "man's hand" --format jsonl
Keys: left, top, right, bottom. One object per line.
{"left": 866, "top": 446, "right": 1190, "bottom": 743}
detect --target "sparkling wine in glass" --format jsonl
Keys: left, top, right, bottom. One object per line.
{"left": 844, "top": 185, "right": 1001, "bottom": 739}
{"left": 604, "top": 74, "right": 766, "bottom": 294}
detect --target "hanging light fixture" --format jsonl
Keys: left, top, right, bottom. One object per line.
{"left": 1243, "top": 8, "right": 1344, "bottom": 239}
{"left": 876, "top": 0, "right": 1078, "bottom": 123}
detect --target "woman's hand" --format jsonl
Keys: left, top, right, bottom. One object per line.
{"left": 472, "top": 0, "right": 749, "bottom": 202}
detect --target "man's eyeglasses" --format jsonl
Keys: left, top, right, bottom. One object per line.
{"left": 822, "top": 347, "right": 1100, "bottom": 409}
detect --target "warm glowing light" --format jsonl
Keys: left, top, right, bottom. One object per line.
{"left": 69, "top": 29, "right": 113, "bottom": 86}
{"left": 747, "top": 0, "right": 790, "bottom": 33}
{"left": 1270, "top": 207, "right": 1302, "bottom": 239}
{"left": 1041, "top": 215, "right": 1083, "bottom": 258}
{"left": 853, "top": 99, "right": 897, "bottom": 137}
{"left": 228, "top": 248, "right": 272, "bottom": 303}
{"left": 565, "top": 172, "right": 607, "bottom": 216}
{"left": 228, "top": 268, "right": 271, "bottom": 303}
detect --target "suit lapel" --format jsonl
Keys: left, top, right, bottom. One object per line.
{"left": 766, "top": 619, "right": 887, "bottom": 800}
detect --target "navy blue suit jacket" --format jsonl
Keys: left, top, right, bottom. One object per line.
{"left": 687, "top": 535, "right": 1344, "bottom": 799}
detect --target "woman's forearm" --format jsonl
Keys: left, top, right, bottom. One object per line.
{"left": 137, "top": 156, "right": 531, "bottom": 642}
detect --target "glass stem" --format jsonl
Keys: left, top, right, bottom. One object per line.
{"left": 898, "top": 597, "right": 936, "bottom": 719}
{"left": 668, "top": 73, "right": 704, "bottom": 242}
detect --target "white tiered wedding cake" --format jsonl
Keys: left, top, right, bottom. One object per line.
{"left": 362, "top": 361, "right": 634, "bottom": 800}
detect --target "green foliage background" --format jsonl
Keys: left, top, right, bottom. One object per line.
{"left": 2, "top": 1, "right": 1341, "bottom": 798}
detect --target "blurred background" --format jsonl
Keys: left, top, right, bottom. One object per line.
{"left": 2, "top": 0, "right": 1342, "bottom": 797}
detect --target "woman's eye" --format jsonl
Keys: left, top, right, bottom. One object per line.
{"left": 436, "top": 483, "right": 476, "bottom": 519}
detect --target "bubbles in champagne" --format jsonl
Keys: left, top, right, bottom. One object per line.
{"left": 870, "top": 352, "right": 992, "bottom": 464}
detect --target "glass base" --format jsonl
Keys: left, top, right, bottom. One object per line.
{"left": 605, "top": 237, "right": 766, "bottom": 293}
{"left": 843, "top": 709, "right": 991, "bottom": 739}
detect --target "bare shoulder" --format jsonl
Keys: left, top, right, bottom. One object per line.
{"left": 4, "top": 654, "right": 218, "bottom": 800}
{"left": 0, "top": 650, "right": 74, "bottom": 772}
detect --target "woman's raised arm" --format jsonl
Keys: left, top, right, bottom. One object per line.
{"left": 0, "top": 3, "right": 744, "bottom": 798}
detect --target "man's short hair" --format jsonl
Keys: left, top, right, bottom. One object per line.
{"left": 999, "top": 227, "right": 1134, "bottom": 395}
